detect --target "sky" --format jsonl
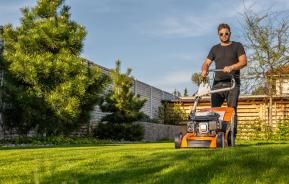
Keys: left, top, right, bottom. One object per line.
{"left": 1, "top": 0, "right": 289, "bottom": 95}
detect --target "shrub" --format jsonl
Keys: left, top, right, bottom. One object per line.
{"left": 0, "top": 136, "right": 111, "bottom": 145}
{"left": 100, "top": 61, "right": 146, "bottom": 124}
{"left": 94, "top": 122, "right": 144, "bottom": 141}
{"left": 276, "top": 120, "right": 289, "bottom": 140}
{"left": 249, "top": 118, "right": 263, "bottom": 140}
{"left": 157, "top": 101, "right": 187, "bottom": 125}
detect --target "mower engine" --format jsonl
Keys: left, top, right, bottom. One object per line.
{"left": 174, "top": 69, "right": 236, "bottom": 149}
{"left": 187, "top": 111, "right": 222, "bottom": 136}
{"left": 175, "top": 108, "right": 234, "bottom": 148}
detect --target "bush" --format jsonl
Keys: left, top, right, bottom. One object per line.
{"left": 245, "top": 118, "right": 273, "bottom": 140}
{"left": 249, "top": 118, "right": 263, "bottom": 140}
{"left": 94, "top": 122, "right": 144, "bottom": 141}
{"left": 157, "top": 101, "right": 187, "bottom": 125}
{"left": 100, "top": 61, "right": 146, "bottom": 124}
{"left": 0, "top": 136, "right": 111, "bottom": 145}
{"left": 276, "top": 120, "right": 289, "bottom": 140}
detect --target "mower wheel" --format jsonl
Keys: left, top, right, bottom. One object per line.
{"left": 217, "top": 132, "right": 224, "bottom": 148}
{"left": 174, "top": 133, "right": 182, "bottom": 149}
{"left": 227, "top": 131, "right": 235, "bottom": 147}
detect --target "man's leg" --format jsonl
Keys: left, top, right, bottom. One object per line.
{"left": 211, "top": 83, "right": 225, "bottom": 107}
{"left": 226, "top": 85, "right": 240, "bottom": 137}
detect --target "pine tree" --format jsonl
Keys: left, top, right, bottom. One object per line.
{"left": 183, "top": 88, "right": 188, "bottom": 97}
{"left": 173, "top": 89, "right": 177, "bottom": 96}
{"left": 173, "top": 89, "right": 181, "bottom": 97}
{"left": 100, "top": 60, "right": 146, "bottom": 123}
{"left": 1, "top": 0, "right": 108, "bottom": 135}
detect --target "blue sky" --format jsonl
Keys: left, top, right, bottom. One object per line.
{"left": 1, "top": 0, "right": 289, "bottom": 95}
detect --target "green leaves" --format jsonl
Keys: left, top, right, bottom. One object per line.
{"left": 100, "top": 60, "right": 146, "bottom": 124}
{"left": 1, "top": 0, "right": 108, "bottom": 135}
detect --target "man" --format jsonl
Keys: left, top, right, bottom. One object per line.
{"left": 201, "top": 23, "right": 247, "bottom": 138}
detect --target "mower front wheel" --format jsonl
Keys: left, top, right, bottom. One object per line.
{"left": 174, "top": 133, "right": 183, "bottom": 149}
{"left": 217, "top": 132, "right": 224, "bottom": 148}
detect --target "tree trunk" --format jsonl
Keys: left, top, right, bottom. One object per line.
{"left": 268, "top": 77, "right": 273, "bottom": 139}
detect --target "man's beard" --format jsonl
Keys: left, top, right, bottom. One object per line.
{"left": 221, "top": 39, "right": 230, "bottom": 44}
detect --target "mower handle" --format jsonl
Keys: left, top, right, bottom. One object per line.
{"left": 209, "top": 69, "right": 236, "bottom": 94}
{"left": 210, "top": 78, "right": 236, "bottom": 94}
{"left": 208, "top": 69, "right": 225, "bottom": 72}
{"left": 201, "top": 69, "right": 226, "bottom": 81}
{"left": 191, "top": 68, "right": 236, "bottom": 114}
{"left": 200, "top": 69, "right": 236, "bottom": 95}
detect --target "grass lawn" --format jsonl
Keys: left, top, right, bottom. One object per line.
{"left": 0, "top": 141, "right": 289, "bottom": 184}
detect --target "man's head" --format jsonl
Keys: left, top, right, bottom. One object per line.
{"left": 217, "top": 23, "right": 231, "bottom": 43}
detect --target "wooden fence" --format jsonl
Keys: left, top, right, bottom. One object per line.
{"left": 169, "top": 95, "right": 289, "bottom": 140}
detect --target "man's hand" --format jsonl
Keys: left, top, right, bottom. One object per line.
{"left": 223, "top": 65, "right": 234, "bottom": 73}
{"left": 223, "top": 54, "right": 247, "bottom": 73}
{"left": 201, "top": 70, "right": 208, "bottom": 78}
{"left": 201, "top": 58, "right": 212, "bottom": 77}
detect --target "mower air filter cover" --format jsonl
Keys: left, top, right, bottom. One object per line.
{"left": 187, "top": 121, "right": 195, "bottom": 132}
{"left": 190, "top": 111, "right": 220, "bottom": 121}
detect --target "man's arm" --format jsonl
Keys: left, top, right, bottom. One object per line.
{"left": 223, "top": 54, "right": 247, "bottom": 73}
{"left": 201, "top": 58, "right": 213, "bottom": 77}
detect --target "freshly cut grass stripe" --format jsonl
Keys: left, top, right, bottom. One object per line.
{"left": 0, "top": 142, "right": 288, "bottom": 184}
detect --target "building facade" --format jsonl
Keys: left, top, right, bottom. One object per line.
{"left": 88, "top": 61, "right": 178, "bottom": 123}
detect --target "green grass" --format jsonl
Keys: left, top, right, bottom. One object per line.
{"left": 0, "top": 141, "right": 289, "bottom": 184}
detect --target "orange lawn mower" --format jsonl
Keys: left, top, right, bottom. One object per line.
{"left": 175, "top": 69, "right": 236, "bottom": 149}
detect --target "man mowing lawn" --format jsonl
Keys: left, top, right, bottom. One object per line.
{"left": 201, "top": 23, "right": 247, "bottom": 139}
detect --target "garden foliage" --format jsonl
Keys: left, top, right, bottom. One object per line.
{"left": 96, "top": 60, "right": 146, "bottom": 140}
{"left": 1, "top": 0, "right": 108, "bottom": 135}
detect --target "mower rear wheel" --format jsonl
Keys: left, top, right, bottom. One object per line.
{"left": 227, "top": 131, "right": 235, "bottom": 147}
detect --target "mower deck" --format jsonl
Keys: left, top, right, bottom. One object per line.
{"left": 175, "top": 107, "right": 234, "bottom": 149}
{"left": 181, "top": 134, "right": 218, "bottom": 148}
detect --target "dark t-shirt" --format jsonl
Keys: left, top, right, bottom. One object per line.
{"left": 207, "top": 41, "right": 245, "bottom": 84}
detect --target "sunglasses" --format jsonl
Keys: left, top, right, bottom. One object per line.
{"left": 219, "top": 32, "right": 230, "bottom": 36}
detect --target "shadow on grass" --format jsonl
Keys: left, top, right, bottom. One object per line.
{"left": 255, "top": 141, "right": 289, "bottom": 145}
{"left": 0, "top": 144, "right": 122, "bottom": 150}
{"left": 236, "top": 141, "right": 289, "bottom": 148}
{"left": 1, "top": 142, "right": 289, "bottom": 183}
{"left": 38, "top": 144, "right": 289, "bottom": 184}
{"left": 0, "top": 141, "right": 169, "bottom": 151}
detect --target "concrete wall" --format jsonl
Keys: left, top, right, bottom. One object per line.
{"left": 0, "top": 121, "right": 186, "bottom": 142}
{"left": 136, "top": 122, "right": 186, "bottom": 142}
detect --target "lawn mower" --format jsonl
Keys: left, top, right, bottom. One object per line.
{"left": 175, "top": 69, "right": 236, "bottom": 149}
